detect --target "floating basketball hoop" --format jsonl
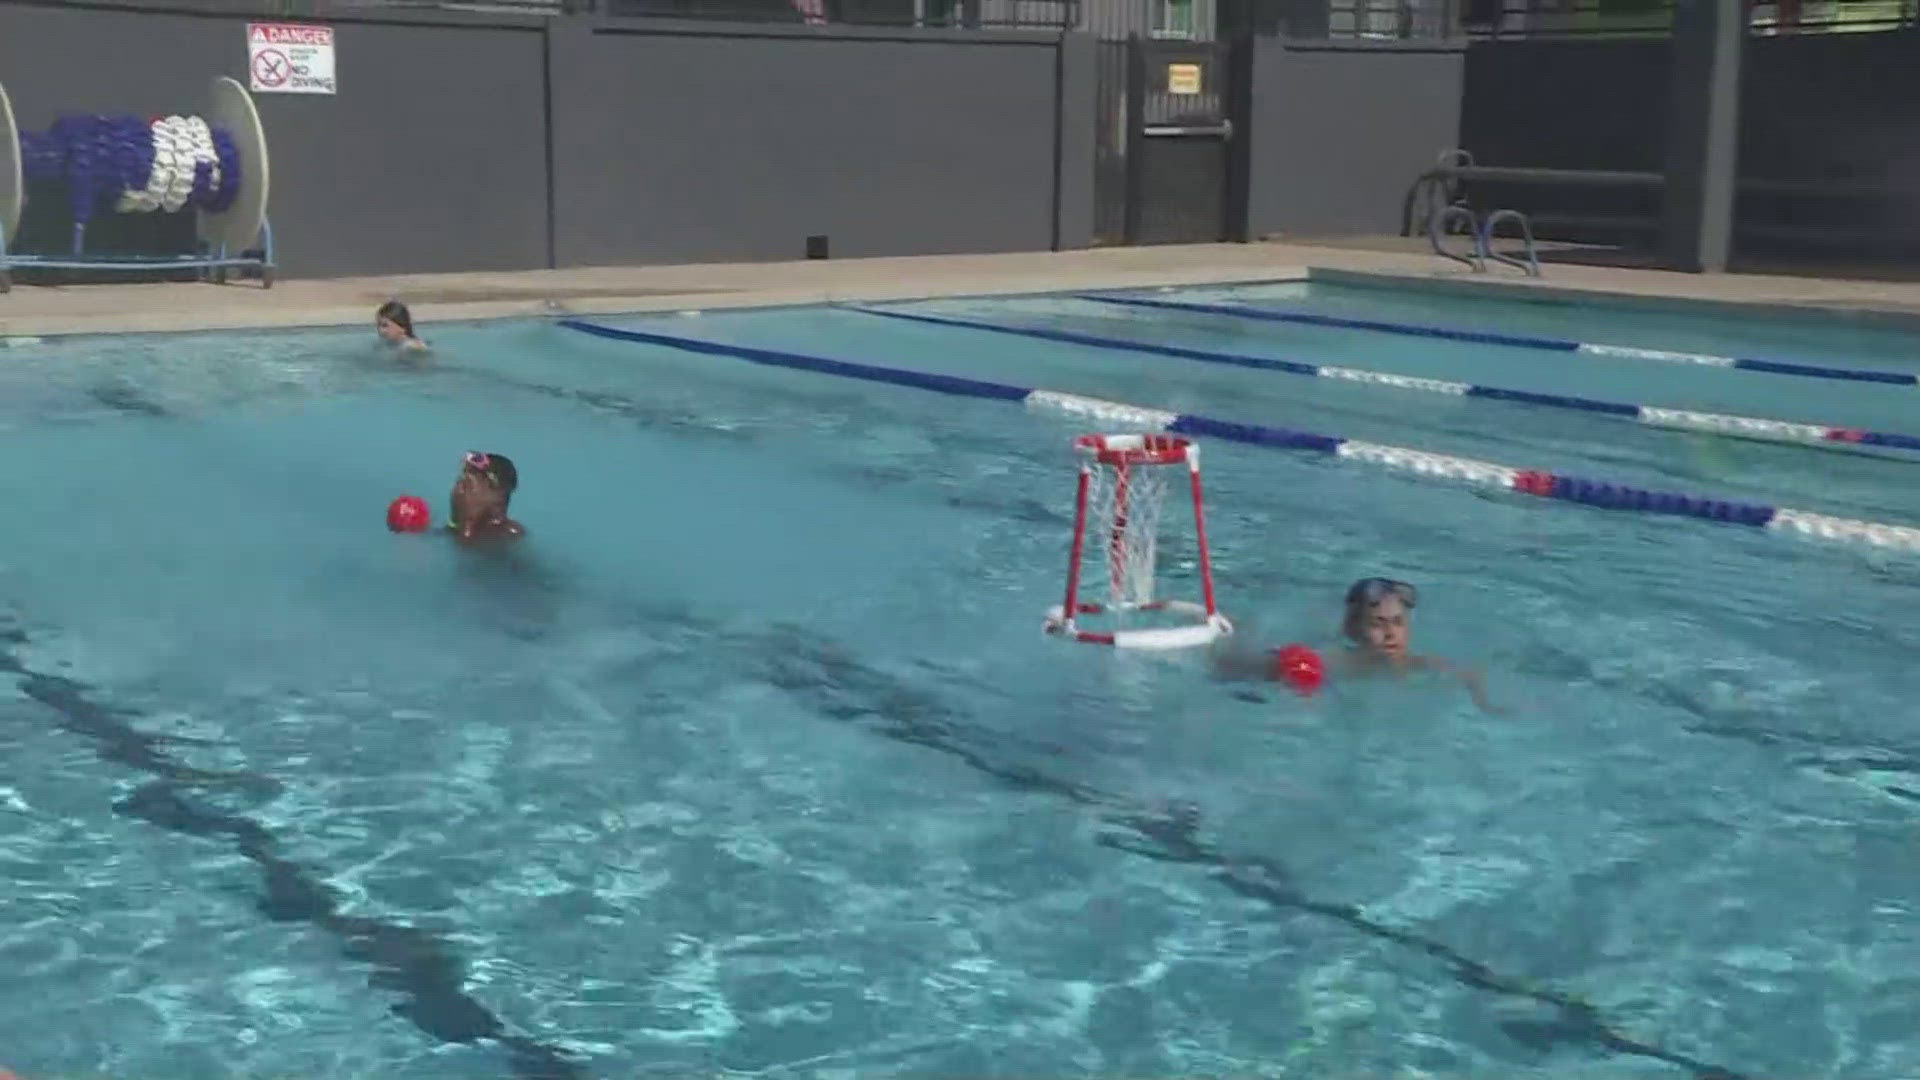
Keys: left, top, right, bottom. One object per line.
{"left": 1044, "top": 433, "right": 1233, "bottom": 650}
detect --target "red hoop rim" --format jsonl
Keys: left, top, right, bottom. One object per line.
{"left": 1073, "top": 433, "right": 1191, "bottom": 466}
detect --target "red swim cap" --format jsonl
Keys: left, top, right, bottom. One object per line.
{"left": 386, "top": 495, "right": 431, "bottom": 533}
{"left": 1269, "top": 644, "right": 1325, "bottom": 696}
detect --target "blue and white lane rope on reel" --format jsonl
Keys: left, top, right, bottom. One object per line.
{"left": 3, "top": 77, "right": 273, "bottom": 293}
{"left": 19, "top": 114, "right": 242, "bottom": 229}
{"left": 557, "top": 318, "right": 1920, "bottom": 554}
{"left": 846, "top": 306, "right": 1920, "bottom": 457}
{"left": 1081, "top": 293, "right": 1920, "bottom": 389}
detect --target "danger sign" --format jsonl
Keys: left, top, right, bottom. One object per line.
{"left": 248, "top": 23, "right": 336, "bottom": 95}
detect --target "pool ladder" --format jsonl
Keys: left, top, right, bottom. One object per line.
{"left": 1428, "top": 203, "right": 1542, "bottom": 278}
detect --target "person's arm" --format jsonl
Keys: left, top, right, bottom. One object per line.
{"left": 1459, "top": 667, "right": 1501, "bottom": 714}
{"left": 1209, "top": 641, "right": 1270, "bottom": 682}
{"left": 1415, "top": 656, "right": 1503, "bottom": 714}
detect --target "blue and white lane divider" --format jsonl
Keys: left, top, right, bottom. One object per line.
{"left": 1081, "top": 293, "right": 1920, "bottom": 389}
{"left": 558, "top": 318, "right": 1920, "bottom": 553}
{"left": 847, "top": 306, "right": 1920, "bottom": 457}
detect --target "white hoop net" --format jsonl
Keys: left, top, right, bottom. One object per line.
{"left": 1084, "top": 457, "right": 1174, "bottom": 613}
{"left": 1047, "top": 433, "right": 1229, "bottom": 650}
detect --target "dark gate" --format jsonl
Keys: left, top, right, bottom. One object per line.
{"left": 1094, "top": 36, "right": 1241, "bottom": 245}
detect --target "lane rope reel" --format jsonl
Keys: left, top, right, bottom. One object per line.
{"left": 18, "top": 111, "right": 242, "bottom": 223}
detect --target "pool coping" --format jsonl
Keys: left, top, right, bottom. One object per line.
{"left": 0, "top": 246, "right": 1316, "bottom": 339}
{"left": 10, "top": 241, "right": 1920, "bottom": 338}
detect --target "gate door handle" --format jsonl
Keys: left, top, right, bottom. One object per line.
{"left": 1142, "top": 120, "right": 1233, "bottom": 139}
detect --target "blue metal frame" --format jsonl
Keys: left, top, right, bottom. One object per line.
{"left": 0, "top": 216, "right": 274, "bottom": 293}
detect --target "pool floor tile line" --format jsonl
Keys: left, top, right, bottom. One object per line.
{"left": 761, "top": 631, "right": 1757, "bottom": 1080}
{"left": 0, "top": 616, "right": 589, "bottom": 1080}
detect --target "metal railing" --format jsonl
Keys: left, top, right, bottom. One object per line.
{"left": 1480, "top": 208, "right": 1541, "bottom": 275}
{"left": 1306, "top": 0, "right": 1920, "bottom": 39}
{"left": 1457, "top": 0, "right": 1920, "bottom": 39}
{"left": 595, "top": 0, "right": 1077, "bottom": 27}
{"left": 575, "top": 0, "right": 1911, "bottom": 33}
{"left": 15, "top": 0, "right": 584, "bottom": 15}
{"left": 18, "top": 0, "right": 1076, "bottom": 28}
{"left": 1319, "top": 0, "right": 1457, "bottom": 38}
{"left": 1429, "top": 204, "right": 1485, "bottom": 269}
{"left": 26, "top": 0, "right": 1916, "bottom": 40}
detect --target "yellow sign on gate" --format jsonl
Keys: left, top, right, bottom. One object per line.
{"left": 1167, "top": 63, "right": 1203, "bottom": 95}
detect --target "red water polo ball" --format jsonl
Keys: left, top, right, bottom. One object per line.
{"left": 1270, "top": 643, "right": 1326, "bottom": 696}
{"left": 387, "top": 495, "right": 431, "bottom": 533}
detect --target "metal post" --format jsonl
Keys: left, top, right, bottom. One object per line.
{"left": 1108, "top": 461, "right": 1133, "bottom": 601}
{"left": 1187, "top": 449, "right": 1220, "bottom": 619}
{"left": 1059, "top": 464, "right": 1093, "bottom": 631}
{"left": 1661, "top": 0, "right": 1746, "bottom": 273}
{"left": 1122, "top": 35, "right": 1147, "bottom": 245}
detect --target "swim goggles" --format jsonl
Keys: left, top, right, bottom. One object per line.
{"left": 1346, "top": 577, "right": 1418, "bottom": 608}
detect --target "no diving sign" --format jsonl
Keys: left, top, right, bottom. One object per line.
{"left": 248, "top": 23, "right": 336, "bottom": 95}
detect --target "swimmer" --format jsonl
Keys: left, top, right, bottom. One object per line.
{"left": 375, "top": 300, "right": 429, "bottom": 353}
{"left": 1212, "top": 577, "right": 1500, "bottom": 713}
{"left": 1335, "top": 577, "right": 1499, "bottom": 712}
{"left": 448, "top": 451, "right": 525, "bottom": 542}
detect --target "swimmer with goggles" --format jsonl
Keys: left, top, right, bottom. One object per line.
{"left": 448, "top": 451, "right": 525, "bottom": 542}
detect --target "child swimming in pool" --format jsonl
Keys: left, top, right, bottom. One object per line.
{"left": 375, "top": 300, "right": 429, "bottom": 353}
{"left": 448, "top": 451, "right": 525, "bottom": 543}
{"left": 1215, "top": 576, "right": 1500, "bottom": 713}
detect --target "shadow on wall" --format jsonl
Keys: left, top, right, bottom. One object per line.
{"left": 1455, "top": 27, "right": 1920, "bottom": 266}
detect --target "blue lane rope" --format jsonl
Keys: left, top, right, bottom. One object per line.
{"left": 556, "top": 317, "right": 1920, "bottom": 553}
{"left": 1081, "top": 293, "right": 1920, "bottom": 388}
{"left": 845, "top": 306, "right": 1920, "bottom": 457}
{"left": 562, "top": 320, "right": 1030, "bottom": 402}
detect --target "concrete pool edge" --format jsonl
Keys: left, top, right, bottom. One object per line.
{"left": 0, "top": 246, "right": 1313, "bottom": 339}
{"left": 14, "top": 241, "right": 1920, "bottom": 338}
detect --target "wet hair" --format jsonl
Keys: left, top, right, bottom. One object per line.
{"left": 376, "top": 300, "right": 415, "bottom": 339}
{"left": 474, "top": 452, "right": 518, "bottom": 504}
{"left": 1342, "top": 577, "right": 1416, "bottom": 642}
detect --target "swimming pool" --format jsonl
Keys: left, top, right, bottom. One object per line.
{"left": 1, "top": 281, "right": 1917, "bottom": 1080}
{"left": 1205, "top": 276, "right": 1920, "bottom": 376}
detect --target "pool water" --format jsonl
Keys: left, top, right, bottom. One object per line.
{"left": 944, "top": 283, "right": 1920, "bottom": 434}
{"left": 1, "top": 285, "right": 1917, "bottom": 1080}
{"left": 1215, "top": 278, "right": 1920, "bottom": 376}
{"left": 668, "top": 296, "right": 1920, "bottom": 526}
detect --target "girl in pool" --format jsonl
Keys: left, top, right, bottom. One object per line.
{"left": 1216, "top": 577, "right": 1500, "bottom": 712}
{"left": 449, "top": 451, "right": 525, "bottom": 543}
{"left": 1335, "top": 576, "right": 1500, "bottom": 711}
{"left": 375, "top": 300, "right": 429, "bottom": 353}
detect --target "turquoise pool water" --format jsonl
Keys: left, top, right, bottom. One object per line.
{"left": 1215, "top": 278, "right": 1920, "bottom": 375}
{"left": 661, "top": 293, "right": 1920, "bottom": 527}
{"left": 1, "top": 285, "right": 1917, "bottom": 1080}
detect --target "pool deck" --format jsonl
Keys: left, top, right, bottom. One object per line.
{"left": 9, "top": 239, "right": 1920, "bottom": 337}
